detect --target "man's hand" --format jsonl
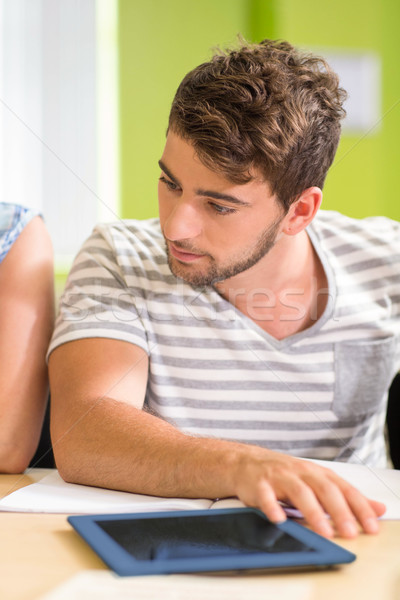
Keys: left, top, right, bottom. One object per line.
{"left": 232, "top": 447, "right": 386, "bottom": 538}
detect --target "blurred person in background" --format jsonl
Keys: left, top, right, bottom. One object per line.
{"left": 0, "top": 203, "right": 54, "bottom": 472}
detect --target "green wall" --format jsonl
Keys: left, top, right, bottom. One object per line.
{"left": 118, "top": 0, "right": 250, "bottom": 220}
{"left": 118, "top": 0, "right": 400, "bottom": 221}
{"left": 262, "top": 0, "right": 400, "bottom": 220}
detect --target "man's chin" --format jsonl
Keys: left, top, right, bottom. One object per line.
{"left": 168, "top": 259, "right": 216, "bottom": 287}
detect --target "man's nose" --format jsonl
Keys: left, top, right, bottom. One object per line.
{"left": 163, "top": 200, "right": 202, "bottom": 242}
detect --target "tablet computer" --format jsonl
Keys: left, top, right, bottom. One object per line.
{"left": 68, "top": 507, "right": 356, "bottom": 577}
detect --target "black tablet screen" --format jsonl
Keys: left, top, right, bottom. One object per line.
{"left": 97, "top": 511, "right": 314, "bottom": 561}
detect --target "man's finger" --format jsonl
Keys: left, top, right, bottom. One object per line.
{"left": 275, "top": 474, "right": 335, "bottom": 538}
{"left": 305, "top": 475, "right": 371, "bottom": 537}
{"left": 327, "top": 473, "right": 386, "bottom": 533}
{"left": 256, "top": 480, "right": 287, "bottom": 524}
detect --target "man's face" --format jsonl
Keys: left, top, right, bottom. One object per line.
{"left": 158, "top": 131, "right": 287, "bottom": 287}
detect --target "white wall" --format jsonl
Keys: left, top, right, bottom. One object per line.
{"left": 0, "top": 0, "right": 119, "bottom": 269}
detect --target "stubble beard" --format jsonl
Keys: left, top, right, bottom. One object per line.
{"left": 165, "top": 216, "right": 283, "bottom": 287}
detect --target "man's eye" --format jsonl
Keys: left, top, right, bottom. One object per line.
{"left": 159, "top": 176, "right": 179, "bottom": 191}
{"left": 209, "top": 202, "right": 237, "bottom": 215}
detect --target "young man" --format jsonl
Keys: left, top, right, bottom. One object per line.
{"left": 48, "top": 39, "right": 399, "bottom": 539}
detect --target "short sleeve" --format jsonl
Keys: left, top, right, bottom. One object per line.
{"left": 47, "top": 225, "right": 150, "bottom": 359}
{"left": 0, "top": 203, "right": 39, "bottom": 264}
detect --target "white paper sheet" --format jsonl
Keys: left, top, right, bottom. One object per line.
{"left": 0, "top": 470, "right": 212, "bottom": 514}
{"left": 39, "top": 570, "right": 313, "bottom": 600}
{"left": 0, "top": 459, "right": 399, "bottom": 519}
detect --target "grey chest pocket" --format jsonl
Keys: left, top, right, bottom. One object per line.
{"left": 334, "top": 336, "right": 397, "bottom": 419}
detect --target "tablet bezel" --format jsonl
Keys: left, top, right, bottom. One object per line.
{"left": 68, "top": 507, "right": 356, "bottom": 577}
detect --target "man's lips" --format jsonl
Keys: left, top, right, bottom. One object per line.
{"left": 169, "top": 243, "right": 205, "bottom": 262}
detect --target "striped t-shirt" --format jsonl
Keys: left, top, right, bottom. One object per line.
{"left": 49, "top": 210, "right": 400, "bottom": 468}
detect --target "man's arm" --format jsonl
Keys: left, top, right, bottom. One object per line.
{"left": 49, "top": 338, "right": 385, "bottom": 539}
{"left": 0, "top": 216, "right": 54, "bottom": 472}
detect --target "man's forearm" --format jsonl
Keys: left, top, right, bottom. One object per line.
{"left": 52, "top": 396, "right": 243, "bottom": 500}
{"left": 51, "top": 395, "right": 385, "bottom": 540}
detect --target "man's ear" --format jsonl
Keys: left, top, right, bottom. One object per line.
{"left": 282, "top": 187, "right": 322, "bottom": 236}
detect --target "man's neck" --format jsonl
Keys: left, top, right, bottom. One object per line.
{"left": 215, "top": 231, "right": 328, "bottom": 340}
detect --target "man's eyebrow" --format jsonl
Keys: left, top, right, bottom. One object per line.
{"left": 158, "top": 159, "right": 251, "bottom": 207}
{"left": 158, "top": 160, "right": 181, "bottom": 187}
{"left": 195, "top": 188, "right": 251, "bottom": 207}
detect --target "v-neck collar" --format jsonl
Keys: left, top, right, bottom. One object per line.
{"left": 211, "top": 223, "right": 337, "bottom": 351}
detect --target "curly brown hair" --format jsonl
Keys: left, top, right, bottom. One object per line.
{"left": 168, "top": 38, "right": 347, "bottom": 211}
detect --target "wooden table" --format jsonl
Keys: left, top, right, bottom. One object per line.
{"left": 0, "top": 470, "right": 399, "bottom": 600}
